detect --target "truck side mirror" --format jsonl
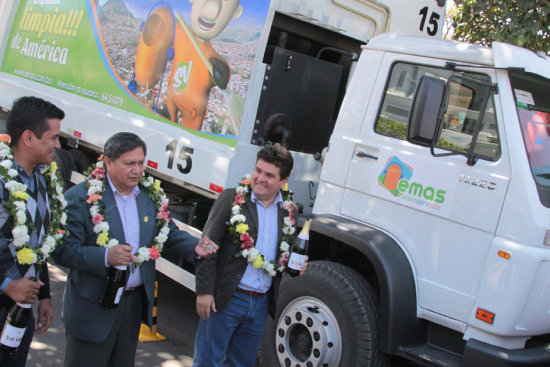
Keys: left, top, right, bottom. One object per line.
{"left": 406, "top": 76, "right": 445, "bottom": 147}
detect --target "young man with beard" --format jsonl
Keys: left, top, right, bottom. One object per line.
{"left": 193, "top": 143, "right": 307, "bottom": 367}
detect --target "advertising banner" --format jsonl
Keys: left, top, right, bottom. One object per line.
{"left": 1, "top": 0, "right": 270, "bottom": 145}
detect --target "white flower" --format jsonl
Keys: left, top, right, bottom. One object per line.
{"left": 241, "top": 249, "right": 250, "bottom": 257}
{"left": 231, "top": 205, "right": 240, "bottom": 215}
{"left": 248, "top": 248, "right": 260, "bottom": 261}
{"left": 56, "top": 183, "right": 64, "bottom": 195}
{"left": 155, "top": 233, "right": 168, "bottom": 244}
{"left": 160, "top": 225, "right": 170, "bottom": 236}
{"left": 87, "top": 185, "right": 102, "bottom": 196}
{"left": 134, "top": 247, "right": 149, "bottom": 263}
{"left": 60, "top": 212, "right": 67, "bottom": 225}
{"left": 141, "top": 176, "right": 154, "bottom": 187}
{"left": 5, "top": 181, "right": 26, "bottom": 192}
{"left": 54, "top": 232, "right": 64, "bottom": 240}
{"left": 15, "top": 211, "right": 26, "bottom": 225}
{"left": 282, "top": 226, "right": 296, "bottom": 235}
{"left": 93, "top": 221, "right": 109, "bottom": 234}
{"left": 284, "top": 217, "right": 294, "bottom": 227}
{"left": 13, "top": 201, "right": 25, "bottom": 211}
{"left": 264, "top": 263, "right": 275, "bottom": 276}
{"left": 7, "top": 169, "right": 18, "bottom": 178}
{"left": 230, "top": 214, "right": 246, "bottom": 225}
{"left": 12, "top": 225, "right": 30, "bottom": 247}
{"left": 90, "top": 205, "right": 100, "bottom": 217}
{"left": 236, "top": 185, "right": 248, "bottom": 194}
{"left": 0, "top": 160, "right": 12, "bottom": 169}
{"left": 280, "top": 241, "right": 289, "bottom": 252}
{"left": 58, "top": 195, "right": 67, "bottom": 208}
{"left": 107, "top": 239, "right": 119, "bottom": 248}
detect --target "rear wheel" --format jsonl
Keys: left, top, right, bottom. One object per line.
{"left": 260, "top": 261, "right": 387, "bottom": 367}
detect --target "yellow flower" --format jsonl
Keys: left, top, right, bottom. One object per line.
{"left": 282, "top": 183, "right": 289, "bottom": 192}
{"left": 16, "top": 248, "right": 35, "bottom": 265}
{"left": 13, "top": 191, "right": 29, "bottom": 200}
{"left": 97, "top": 231, "right": 109, "bottom": 246}
{"left": 49, "top": 161, "right": 58, "bottom": 175}
{"left": 235, "top": 223, "right": 249, "bottom": 234}
{"left": 153, "top": 180, "right": 161, "bottom": 193}
{"left": 253, "top": 255, "right": 264, "bottom": 269}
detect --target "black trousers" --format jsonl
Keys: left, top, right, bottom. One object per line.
{"left": 64, "top": 287, "right": 144, "bottom": 367}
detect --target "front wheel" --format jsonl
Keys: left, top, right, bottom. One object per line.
{"left": 259, "top": 261, "right": 387, "bottom": 367}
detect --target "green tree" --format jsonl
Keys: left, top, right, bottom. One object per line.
{"left": 452, "top": 0, "right": 550, "bottom": 54}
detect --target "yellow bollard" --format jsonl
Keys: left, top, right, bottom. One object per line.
{"left": 139, "top": 281, "right": 167, "bottom": 342}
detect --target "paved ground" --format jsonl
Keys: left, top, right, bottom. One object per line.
{"left": 27, "top": 263, "right": 199, "bottom": 367}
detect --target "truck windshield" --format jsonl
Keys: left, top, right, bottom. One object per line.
{"left": 510, "top": 70, "right": 550, "bottom": 207}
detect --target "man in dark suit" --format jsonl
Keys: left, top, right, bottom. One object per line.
{"left": 52, "top": 132, "right": 217, "bottom": 367}
{"left": 193, "top": 144, "right": 306, "bottom": 367}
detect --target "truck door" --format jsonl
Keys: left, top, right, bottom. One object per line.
{"left": 342, "top": 54, "right": 511, "bottom": 324}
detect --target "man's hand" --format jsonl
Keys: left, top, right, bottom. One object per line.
{"left": 196, "top": 294, "right": 216, "bottom": 320}
{"left": 107, "top": 244, "right": 133, "bottom": 266}
{"left": 300, "top": 256, "right": 309, "bottom": 276}
{"left": 3, "top": 276, "right": 43, "bottom": 304}
{"left": 35, "top": 298, "right": 54, "bottom": 334}
{"left": 195, "top": 237, "right": 218, "bottom": 258}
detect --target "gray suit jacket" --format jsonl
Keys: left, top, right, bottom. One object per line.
{"left": 53, "top": 181, "right": 198, "bottom": 343}
{"left": 195, "top": 188, "right": 291, "bottom": 313}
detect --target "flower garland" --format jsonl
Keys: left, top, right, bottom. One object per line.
{"left": 229, "top": 174, "right": 296, "bottom": 276}
{"left": 0, "top": 141, "right": 68, "bottom": 265}
{"left": 84, "top": 156, "right": 170, "bottom": 265}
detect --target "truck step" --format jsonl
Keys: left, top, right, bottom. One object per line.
{"left": 400, "top": 345, "right": 461, "bottom": 367}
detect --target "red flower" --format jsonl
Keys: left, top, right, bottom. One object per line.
{"left": 157, "top": 210, "right": 170, "bottom": 223}
{"left": 241, "top": 179, "right": 250, "bottom": 185}
{"left": 240, "top": 233, "right": 254, "bottom": 248}
{"left": 87, "top": 194, "right": 102, "bottom": 204}
{"left": 149, "top": 247, "right": 160, "bottom": 260}
{"left": 57, "top": 229, "right": 65, "bottom": 235}
{"left": 235, "top": 193, "right": 245, "bottom": 205}
{"left": 92, "top": 214, "right": 104, "bottom": 225}
{"left": 92, "top": 166, "right": 106, "bottom": 179}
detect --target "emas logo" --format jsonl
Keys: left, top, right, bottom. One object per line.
{"left": 378, "top": 156, "right": 446, "bottom": 208}
{"left": 378, "top": 156, "right": 413, "bottom": 197}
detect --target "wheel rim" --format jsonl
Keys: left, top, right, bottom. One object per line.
{"left": 275, "top": 296, "right": 342, "bottom": 367}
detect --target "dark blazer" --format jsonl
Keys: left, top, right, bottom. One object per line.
{"left": 195, "top": 188, "right": 292, "bottom": 313}
{"left": 53, "top": 181, "right": 198, "bottom": 343}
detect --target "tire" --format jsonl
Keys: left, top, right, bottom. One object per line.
{"left": 54, "top": 148, "right": 76, "bottom": 189}
{"left": 259, "top": 261, "right": 387, "bottom": 367}
{"left": 67, "top": 149, "right": 93, "bottom": 173}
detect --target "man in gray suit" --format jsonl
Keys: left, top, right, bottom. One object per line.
{"left": 53, "top": 132, "right": 217, "bottom": 367}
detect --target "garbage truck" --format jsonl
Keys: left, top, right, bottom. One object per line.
{"left": 2, "top": 0, "right": 550, "bottom": 366}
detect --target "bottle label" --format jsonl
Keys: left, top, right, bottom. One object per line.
{"left": 114, "top": 286, "right": 124, "bottom": 305}
{"left": 1, "top": 324, "right": 25, "bottom": 348}
{"left": 288, "top": 253, "right": 307, "bottom": 271}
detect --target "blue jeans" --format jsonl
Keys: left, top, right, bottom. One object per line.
{"left": 193, "top": 290, "right": 269, "bottom": 367}
{"left": 0, "top": 305, "right": 35, "bottom": 367}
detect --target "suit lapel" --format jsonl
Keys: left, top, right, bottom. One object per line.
{"left": 137, "top": 188, "right": 156, "bottom": 247}
{"left": 243, "top": 199, "right": 258, "bottom": 239}
{"left": 101, "top": 183, "right": 126, "bottom": 244}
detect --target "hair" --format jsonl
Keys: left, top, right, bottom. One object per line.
{"left": 7, "top": 96, "right": 65, "bottom": 147}
{"left": 103, "top": 132, "right": 147, "bottom": 161}
{"left": 256, "top": 143, "right": 293, "bottom": 179}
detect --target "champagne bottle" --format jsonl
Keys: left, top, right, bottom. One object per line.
{"left": 100, "top": 265, "right": 127, "bottom": 309}
{"left": 0, "top": 276, "right": 37, "bottom": 354}
{"left": 287, "top": 219, "right": 312, "bottom": 277}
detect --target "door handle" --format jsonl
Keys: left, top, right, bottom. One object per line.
{"left": 355, "top": 151, "right": 378, "bottom": 160}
